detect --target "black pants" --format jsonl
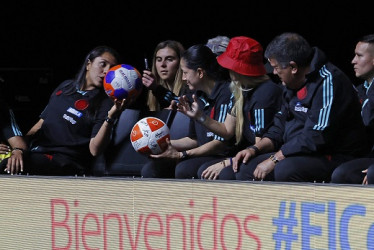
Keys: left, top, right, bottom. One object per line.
{"left": 197, "top": 157, "right": 236, "bottom": 180}
{"left": 235, "top": 153, "right": 343, "bottom": 183}
{"left": 141, "top": 156, "right": 222, "bottom": 179}
{"left": 331, "top": 158, "right": 374, "bottom": 184}
{"left": 1, "top": 152, "right": 86, "bottom": 176}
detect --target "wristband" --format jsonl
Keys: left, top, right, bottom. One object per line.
{"left": 269, "top": 154, "right": 279, "bottom": 164}
{"left": 222, "top": 157, "right": 233, "bottom": 168}
{"left": 247, "top": 145, "right": 259, "bottom": 156}
{"left": 105, "top": 116, "right": 115, "bottom": 125}
{"left": 197, "top": 114, "right": 207, "bottom": 124}
{"left": 181, "top": 150, "right": 189, "bottom": 159}
{"left": 12, "top": 147, "right": 24, "bottom": 154}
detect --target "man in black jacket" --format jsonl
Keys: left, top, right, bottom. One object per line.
{"left": 232, "top": 32, "right": 370, "bottom": 183}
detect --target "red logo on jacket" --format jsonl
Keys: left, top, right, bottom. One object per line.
{"left": 297, "top": 86, "right": 307, "bottom": 100}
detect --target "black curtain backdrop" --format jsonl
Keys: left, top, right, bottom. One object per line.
{"left": 1, "top": 0, "right": 371, "bottom": 96}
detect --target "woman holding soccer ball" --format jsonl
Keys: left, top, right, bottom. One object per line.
{"left": 1, "top": 45, "right": 128, "bottom": 176}
{"left": 141, "top": 44, "right": 234, "bottom": 178}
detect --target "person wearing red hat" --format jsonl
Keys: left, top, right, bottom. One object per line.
{"left": 232, "top": 32, "right": 370, "bottom": 183}
{"left": 177, "top": 36, "right": 283, "bottom": 180}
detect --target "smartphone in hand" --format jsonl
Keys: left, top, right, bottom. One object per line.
{"left": 144, "top": 58, "right": 150, "bottom": 71}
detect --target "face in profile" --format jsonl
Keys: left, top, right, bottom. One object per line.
{"left": 85, "top": 52, "right": 117, "bottom": 90}
{"left": 352, "top": 42, "right": 374, "bottom": 80}
{"left": 268, "top": 58, "right": 298, "bottom": 89}
{"left": 180, "top": 58, "right": 201, "bottom": 91}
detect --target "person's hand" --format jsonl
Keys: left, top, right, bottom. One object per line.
{"left": 201, "top": 159, "right": 228, "bottom": 180}
{"left": 362, "top": 169, "right": 368, "bottom": 185}
{"left": 4, "top": 149, "right": 24, "bottom": 175}
{"left": 149, "top": 138, "right": 180, "bottom": 160}
{"left": 232, "top": 148, "right": 256, "bottom": 173}
{"left": 107, "top": 98, "right": 127, "bottom": 119}
{"left": 142, "top": 70, "right": 158, "bottom": 90}
{"left": 0, "top": 143, "right": 11, "bottom": 154}
{"left": 177, "top": 94, "right": 202, "bottom": 120}
{"left": 168, "top": 100, "right": 178, "bottom": 110}
{"left": 253, "top": 159, "right": 275, "bottom": 180}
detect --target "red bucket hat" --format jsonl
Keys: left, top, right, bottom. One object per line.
{"left": 217, "top": 36, "right": 266, "bottom": 76}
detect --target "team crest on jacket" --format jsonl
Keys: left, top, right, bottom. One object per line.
{"left": 297, "top": 86, "right": 307, "bottom": 100}
{"left": 75, "top": 99, "right": 89, "bottom": 110}
{"left": 295, "top": 102, "right": 308, "bottom": 113}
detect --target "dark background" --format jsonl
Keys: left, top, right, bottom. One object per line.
{"left": 0, "top": 0, "right": 372, "bottom": 131}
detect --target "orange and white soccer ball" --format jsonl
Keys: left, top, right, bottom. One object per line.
{"left": 130, "top": 117, "right": 170, "bottom": 155}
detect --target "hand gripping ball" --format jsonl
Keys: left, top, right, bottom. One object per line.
{"left": 130, "top": 117, "right": 170, "bottom": 155}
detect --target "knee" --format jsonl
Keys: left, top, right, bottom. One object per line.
{"left": 274, "top": 162, "right": 298, "bottom": 182}
{"left": 330, "top": 164, "right": 353, "bottom": 184}
{"left": 367, "top": 165, "right": 374, "bottom": 184}
{"left": 140, "top": 167, "right": 151, "bottom": 178}
{"left": 175, "top": 163, "right": 186, "bottom": 179}
{"left": 175, "top": 160, "right": 199, "bottom": 179}
{"left": 235, "top": 163, "right": 254, "bottom": 181}
{"left": 197, "top": 167, "right": 204, "bottom": 179}
{"left": 219, "top": 167, "right": 236, "bottom": 180}
{"left": 330, "top": 167, "right": 345, "bottom": 183}
{"left": 141, "top": 162, "right": 155, "bottom": 178}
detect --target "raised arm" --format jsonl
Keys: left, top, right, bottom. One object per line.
{"left": 177, "top": 94, "right": 235, "bottom": 140}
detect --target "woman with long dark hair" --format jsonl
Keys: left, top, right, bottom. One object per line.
{"left": 1, "top": 46, "right": 127, "bottom": 176}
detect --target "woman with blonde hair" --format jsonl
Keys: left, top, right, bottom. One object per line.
{"left": 142, "top": 40, "right": 189, "bottom": 111}
{"left": 177, "top": 36, "right": 283, "bottom": 180}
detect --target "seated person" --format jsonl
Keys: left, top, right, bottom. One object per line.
{"left": 1, "top": 46, "right": 128, "bottom": 176}
{"left": 331, "top": 34, "right": 374, "bottom": 184}
{"left": 0, "top": 99, "right": 27, "bottom": 175}
{"left": 177, "top": 36, "right": 283, "bottom": 180}
{"left": 141, "top": 44, "right": 233, "bottom": 179}
{"left": 232, "top": 33, "right": 370, "bottom": 183}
